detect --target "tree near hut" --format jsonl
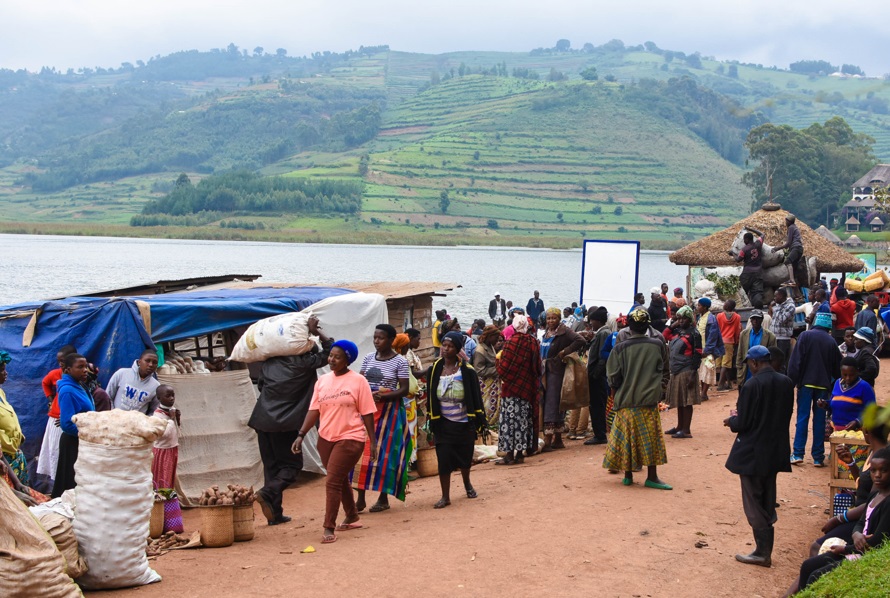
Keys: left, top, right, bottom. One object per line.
{"left": 742, "top": 117, "right": 876, "bottom": 224}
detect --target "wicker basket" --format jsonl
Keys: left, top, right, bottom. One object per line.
{"left": 416, "top": 447, "right": 438, "bottom": 478}
{"left": 200, "top": 505, "right": 234, "bottom": 548}
{"left": 232, "top": 505, "right": 255, "bottom": 542}
{"left": 149, "top": 501, "right": 165, "bottom": 539}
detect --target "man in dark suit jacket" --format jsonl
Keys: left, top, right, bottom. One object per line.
{"left": 488, "top": 293, "right": 507, "bottom": 329}
{"left": 724, "top": 344, "right": 794, "bottom": 568}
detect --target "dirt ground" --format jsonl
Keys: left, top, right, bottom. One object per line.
{"left": 97, "top": 364, "right": 889, "bottom": 598}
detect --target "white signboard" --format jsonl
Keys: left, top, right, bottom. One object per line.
{"left": 580, "top": 240, "right": 640, "bottom": 318}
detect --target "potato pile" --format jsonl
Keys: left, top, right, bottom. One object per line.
{"left": 156, "top": 352, "right": 211, "bottom": 375}
{"left": 197, "top": 484, "right": 255, "bottom": 506}
{"left": 146, "top": 531, "right": 191, "bottom": 556}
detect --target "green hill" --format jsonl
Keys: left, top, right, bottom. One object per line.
{"left": 1, "top": 42, "right": 888, "bottom": 247}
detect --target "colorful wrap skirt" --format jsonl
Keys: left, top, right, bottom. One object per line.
{"left": 481, "top": 376, "right": 501, "bottom": 428}
{"left": 3, "top": 449, "right": 28, "bottom": 486}
{"left": 350, "top": 400, "right": 413, "bottom": 501}
{"left": 603, "top": 406, "right": 668, "bottom": 472}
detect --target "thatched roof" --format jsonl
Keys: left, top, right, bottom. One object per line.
{"left": 669, "top": 206, "right": 864, "bottom": 272}
{"left": 846, "top": 215, "right": 860, "bottom": 225}
{"left": 815, "top": 225, "right": 842, "bottom": 245}
{"left": 853, "top": 164, "right": 890, "bottom": 189}
{"left": 870, "top": 216, "right": 884, "bottom": 225}
{"left": 846, "top": 235, "right": 864, "bottom": 247}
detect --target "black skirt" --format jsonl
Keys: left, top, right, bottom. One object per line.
{"left": 52, "top": 432, "right": 79, "bottom": 498}
{"left": 434, "top": 418, "right": 476, "bottom": 473}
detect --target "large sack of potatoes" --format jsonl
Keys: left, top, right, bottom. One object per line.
{"left": 229, "top": 311, "right": 315, "bottom": 363}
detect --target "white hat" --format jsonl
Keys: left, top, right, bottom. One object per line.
{"left": 650, "top": 286, "right": 661, "bottom": 294}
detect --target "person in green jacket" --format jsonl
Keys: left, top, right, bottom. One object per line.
{"left": 603, "top": 309, "right": 672, "bottom": 490}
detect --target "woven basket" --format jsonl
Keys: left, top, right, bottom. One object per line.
{"left": 149, "top": 502, "right": 165, "bottom": 539}
{"left": 200, "top": 505, "right": 234, "bottom": 548}
{"left": 232, "top": 505, "right": 255, "bottom": 542}
{"left": 416, "top": 447, "right": 438, "bottom": 478}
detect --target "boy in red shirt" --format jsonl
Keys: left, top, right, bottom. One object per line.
{"left": 716, "top": 300, "right": 741, "bottom": 391}
{"left": 830, "top": 287, "right": 856, "bottom": 344}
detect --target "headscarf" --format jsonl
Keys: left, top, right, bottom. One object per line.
{"left": 442, "top": 331, "right": 465, "bottom": 350}
{"left": 573, "top": 307, "right": 584, "bottom": 319}
{"left": 697, "top": 297, "right": 712, "bottom": 309}
{"left": 0, "top": 351, "right": 10, "bottom": 365}
{"left": 480, "top": 325, "right": 503, "bottom": 346}
{"left": 676, "top": 305, "right": 694, "bottom": 320}
{"left": 513, "top": 316, "right": 529, "bottom": 334}
{"left": 331, "top": 340, "right": 359, "bottom": 364}
{"left": 546, "top": 307, "right": 562, "bottom": 317}
{"left": 629, "top": 309, "right": 650, "bottom": 324}
{"left": 392, "top": 333, "right": 410, "bottom": 353}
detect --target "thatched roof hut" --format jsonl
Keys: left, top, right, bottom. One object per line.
{"left": 845, "top": 234, "right": 864, "bottom": 247}
{"left": 815, "top": 225, "right": 842, "bottom": 245}
{"left": 669, "top": 205, "right": 863, "bottom": 272}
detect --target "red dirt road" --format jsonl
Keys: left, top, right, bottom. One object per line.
{"left": 97, "top": 370, "right": 889, "bottom": 598}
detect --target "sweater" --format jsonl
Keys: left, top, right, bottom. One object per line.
{"left": 787, "top": 328, "right": 841, "bottom": 389}
{"left": 106, "top": 360, "right": 160, "bottom": 415}
{"left": 829, "top": 378, "right": 876, "bottom": 428}
{"left": 607, "top": 333, "right": 670, "bottom": 409}
{"left": 57, "top": 374, "right": 95, "bottom": 435}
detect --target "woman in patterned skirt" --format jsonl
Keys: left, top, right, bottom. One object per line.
{"left": 496, "top": 316, "right": 541, "bottom": 465}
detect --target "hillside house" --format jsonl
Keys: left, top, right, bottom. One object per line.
{"left": 870, "top": 216, "right": 885, "bottom": 233}
{"left": 843, "top": 164, "right": 890, "bottom": 227}
{"left": 846, "top": 215, "right": 860, "bottom": 233}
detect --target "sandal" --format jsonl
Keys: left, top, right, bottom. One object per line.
{"left": 466, "top": 489, "right": 478, "bottom": 499}
{"left": 369, "top": 503, "right": 390, "bottom": 513}
{"left": 335, "top": 522, "right": 363, "bottom": 531}
{"left": 671, "top": 431, "right": 693, "bottom": 439}
{"left": 664, "top": 427, "right": 678, "bottom": 435}
{"left": 322, "top": 533, "right": 337, "bottom": 544}
{"left": 433, "top": 498, "right": 450, "bottom": 509}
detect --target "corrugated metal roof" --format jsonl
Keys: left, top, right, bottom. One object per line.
{"left": 195, "top": 280, "right": 459, "bottom": 300}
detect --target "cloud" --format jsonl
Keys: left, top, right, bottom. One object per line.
{"left": 1, "top": 0, "right": 889, "bottom": 75}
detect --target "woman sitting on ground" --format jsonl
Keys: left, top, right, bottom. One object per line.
{"left": 354, "top": 324, "right": 411, "bottom": 513}
{"left": 785, "top": 446, "right": 890, "bottom": 595}
{"left": 293, "top": 341, "right": 377, "bottom": 544}
{"left": 496, "top": 316, "right": 541, "bottom": 465}
{"left": 473, "top": 325, "right": 504, "bottom": 429}
{"left": 427, "top": 332, "right": 485, "bottom": 508}
{"left": 540, "top": 308, "right": 585, "bottom": 451}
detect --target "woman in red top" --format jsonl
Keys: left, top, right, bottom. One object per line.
{"left": 36, "top": 345, "right": 77, "bottom": 489}
{"left": 831, "top": 287, "right": 857, "bottom": 344}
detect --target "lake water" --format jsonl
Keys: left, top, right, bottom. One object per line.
{"left": 2, "top": 234, "right": 688, "bottom": 324}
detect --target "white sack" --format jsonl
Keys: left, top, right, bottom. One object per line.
{"left": 74, "top": 441, "right": 160, "bottom": 590}
{"left": 230, "top": 311, "right": 315, "bottom": 363}
{"left": 302, "top": 292, "right": 388, "bottom": 375}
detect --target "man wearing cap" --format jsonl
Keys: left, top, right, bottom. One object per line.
{"left": 787, "top": 312, "right": 841, "bottom": 466}
{"left": 489, "top": 293, "right": 507, "bottom": 329}
{"left": 773, "top": 214, "right": 804, "bottom": 287}
{"left": 648, "top": 287, "right": 669, "bottom": 332}
{"left": 852, "top": 327, "right": 879, "bottom": 386}
{"left": 736, "top": 310, "right": 777, "bottom": 386}
{"left": 584, "top": 306, "right": 611, "bottom": 445}
{"left": 724, "top": 344, "right": 794, "bottom": 568}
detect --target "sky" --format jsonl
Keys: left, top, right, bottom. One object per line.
{"left": 2, "top": 1, "right": 889, "bottom": 76}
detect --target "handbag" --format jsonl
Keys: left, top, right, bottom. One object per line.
{"left": 559, "top": 353, "right": 590, "bottom": 411}
{"left": 155, "top": 489, "right": 184, "bottom": 533}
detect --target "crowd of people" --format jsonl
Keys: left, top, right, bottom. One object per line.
{"left": 0, "top": 277, "right": 887, "bottom": 589}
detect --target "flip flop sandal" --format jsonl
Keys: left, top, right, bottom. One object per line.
{"left": 466, "top": 489, "right": 478, "bottom": 499}
{"left": 369, "top": 503, "right": 390, "bottom": 513}
{"left": 335, "top": 522, "right": 363, "bottom": 531}
{"left": 664, "top": 428, "right": 678, "bottom": 435}
{"left": 322, "top": 534, "right": 337, "bottom": 544}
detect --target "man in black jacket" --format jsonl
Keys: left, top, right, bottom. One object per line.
{"left": 488, "top": 293, "right": 507, "bottom": 329}
{"left": 248, "top": 316, "right": 333, "bottom": 525}
{"left": 724, "top": 345, "right": 794, "bottom": 567}
{"left": 584, "top": 306, "right": 611, "bottom": 445}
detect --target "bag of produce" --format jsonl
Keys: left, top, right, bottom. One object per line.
{"left": 72, "top": 411, "right": 167, "bottom": 590}
{"left": 229, "top": 311, "right": 316, "bottom": 363}
{"left": 35, "top": 512, "right": 88, "bottom": 580}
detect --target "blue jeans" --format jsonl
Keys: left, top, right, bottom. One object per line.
{"left": 793, "top": 386, "right": 828, "bottom": 463}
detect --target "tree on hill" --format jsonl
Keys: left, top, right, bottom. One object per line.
{"left": 727, "top": 64, "right": 738, "bottom": 78}
{"left": 742, "top": 117, "right": 876, "bottom": 224}
{"left": 548, "top": 68, "right": 568, "bottom": 82}
{"left": 841, "top": 64, "right": 864, "bottom": 76}
{"left": 789, "top": 60, "right": 836, "bottom": 75}
{"left": 439, "top": 190, "right": 451, "bottom": 213}
{"left": 580, "top": 67, "right": 598, "bottom": 81}
{"left": 582, "top": 43, "right": 595, "bottom": 53}
{"left": 684, "top": 53, "right": 703, "bottom": 69}
{"left": 555, "top": 39, "right": 571, "bottom": 52}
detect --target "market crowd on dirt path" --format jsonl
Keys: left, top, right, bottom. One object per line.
{"left": 2, "top": 230, "right": 890, "bottom": 595}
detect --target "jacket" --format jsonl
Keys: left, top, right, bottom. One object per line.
{"left": 426, "top": 360, "right": 485, "bottom": 433}
{"left": 736, "top": 327, "right": 777, "bottom": 383}
{"left": 0, "top": 389, "right": 24, "bottom": 456}
{"left": 787, "top": 328, "right": 841, "bottom": 389}
{"left": 855, "top": 345, "right": 880, "bottom": 387}
{"left": 844, "top": 491, "right": 890, "bottom": 554}
{"left": 526, "top": 298, "right": 545, "bottom": 321}
{"left": 586, "top": 326, "right": 612, "bottom": 379}
{"left": 106, "top": 360, "right": 160, "bottom": 415}
{"left": 248, "top": 339, "right": 333, "bottom": 433}
{"left": 770, "top": 298, "right": 795, "bottom": 340}
{"left": 544, "top": 324, "right": 586, "bottom": 381}
{"left": 607, "top": 333, "right": 670, "bottom": 409}
{"left": 667, "top": 324, "right": 701, "bottom": 375}
{"left": 700, "top": 312, "right": 726, "bottom": 357}
{"left": 57, "top": 374, "right": 95, "bottom": 436}
{"left": 725, "top": 366, "right": 794, "bottom": 476}
{"left": 472, "top": 342, "right": 498, "bottom": 380}
{"left": 489, "top": 298, "right": 507, "bottom": 321}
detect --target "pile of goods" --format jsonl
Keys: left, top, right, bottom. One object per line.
{"left": 845, "top": 270, "right": 890, "bottom": 294}
{"left": 229, "top": 311, "right": 317, "bottom": 363}
{"left": 156, "top": 352, "right": 211, "bottom": 375}
{"left": 146, "top": 532, "right": 193, "bottom": 557}
{"left": 74, "top": 409, "right": 168, "bottom": 446}
{"left": 197, "top": 484, "right": 255, "bottom": 507}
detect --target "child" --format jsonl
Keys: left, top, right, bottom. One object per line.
{"left": 151, "top": 385, "right": 180, "bottom": 490}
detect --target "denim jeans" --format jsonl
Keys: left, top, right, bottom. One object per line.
{"left": 793, "top": 386, "right": 828, "bottom": 463}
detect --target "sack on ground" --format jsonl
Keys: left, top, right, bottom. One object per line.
{"left": 559, "top": 353, "right": 590, "bottom": 411}
{"left": 0, "top": 481, "right": 82, "bottom": 598}
{"left": 36, "top": 512, "right": 88, "bottom": 579}
{"left": 229, "top": 311, "right": 316, "bottom": 363}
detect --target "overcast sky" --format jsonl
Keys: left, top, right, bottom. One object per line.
{"left": 2, "top": 1, "right": 888, "bottom": 75}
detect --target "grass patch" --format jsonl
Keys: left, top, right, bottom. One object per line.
{"left": 798, "top": 542, "right": 890, "bottom": 598}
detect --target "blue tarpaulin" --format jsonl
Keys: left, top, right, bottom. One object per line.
{"left": 0, "top": 286, "right": 352, "bottom": 462}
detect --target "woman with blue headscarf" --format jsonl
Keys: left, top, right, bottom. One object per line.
{"left": 0, "top": 351, "right": 28, "bottom": 486}
{"left": 293, "top": 340, "right": 378, "bottom": 544}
